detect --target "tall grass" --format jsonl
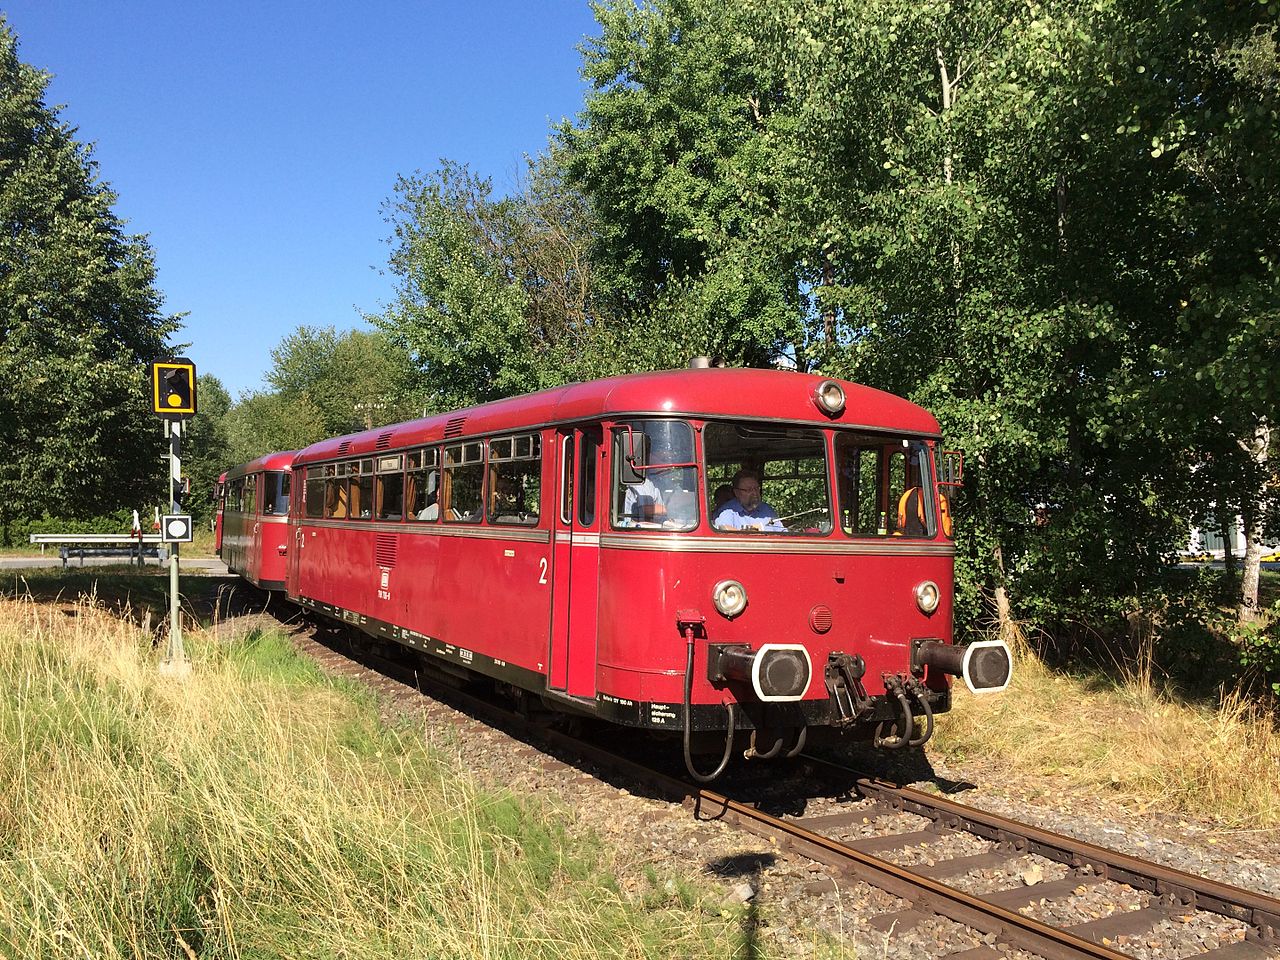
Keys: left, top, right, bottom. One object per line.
{"left": 0, "top": 597, "right": 745, "bottom": 959}
{"left": 934, "top": 635, "right": 1280, "bottom": 827}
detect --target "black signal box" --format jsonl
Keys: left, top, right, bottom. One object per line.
{"left": 151, "top": 359, "right": 197, "bottom": 419}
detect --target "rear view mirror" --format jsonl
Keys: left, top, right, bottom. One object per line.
{"left": 939, "top": 450, "right": 964, "bottom": 487}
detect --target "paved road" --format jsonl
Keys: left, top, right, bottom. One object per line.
{"left": 0, "top": 554, "right": 230, "bottom": 575}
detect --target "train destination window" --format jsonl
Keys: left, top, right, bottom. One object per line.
{"left": 376, "top": 455, "right": 404, "bottom": 521}
{"left": 405, "top": 448, "right": 440, "bottom": 522}
{"left": 835, "top": 434, "right": 935, "bottom": 538}
{"left": 305, "top": 468, "right": 325, "bottom": 519}
{"left": 489, "top": 434, "right": 541, "bottom": 526}
{"left": 263, "top": 472, "right": 290, "bottom": 515}
{"left": 443, "top": 441, "right": 484, "bottom": 523}
{"left": 704, "top": 423, "right": 832, "bottom": 535}
{"left": 611, "top": 420, "right": 697, "bottom": 531}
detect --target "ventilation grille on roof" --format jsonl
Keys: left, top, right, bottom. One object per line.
{"left": 337, "top": 440, "right": 352, "bottom": 455}
{"left": 444, "top": 417, "right": 467, "bottom": 438}
{"left": 375, "top": 431, "right": 394, "bottom": 450}
{"left": 375, "top": 534, "right": 397, "bottom": 568}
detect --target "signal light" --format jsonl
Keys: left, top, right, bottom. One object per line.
{"left": 151, "top": 359, "right": 197, "bottom": 418}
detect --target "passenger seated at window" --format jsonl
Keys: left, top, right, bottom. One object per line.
{"left": 712, "top": 470, "right": 784, "bottom": 532}
{"left": 492, "top": 473, "right": 534, "bottom": 523}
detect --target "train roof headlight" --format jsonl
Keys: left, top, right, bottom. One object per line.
{"left": 712, "top": 579, "right": 748, "bottom": 618}
{"left": 814, "top": 379, "right": 846, "bottom": 416}
{"left": 915, "top": 580, "right": 941, "bottom": 615}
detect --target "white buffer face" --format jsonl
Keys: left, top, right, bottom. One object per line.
{"left": 161, "top": 515, "right": 193, "bottom": 543}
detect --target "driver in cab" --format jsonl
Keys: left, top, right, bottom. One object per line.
{"left": 712, "top": 470, "right": 784, "bottom": 532}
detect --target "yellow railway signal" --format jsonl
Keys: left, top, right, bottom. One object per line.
{"left": 151, "top": 359, "right": 197, "bottom": 418}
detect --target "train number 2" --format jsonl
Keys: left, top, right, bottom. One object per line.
{"left": 538, "top": 557, "right": 548, "bottom": 585}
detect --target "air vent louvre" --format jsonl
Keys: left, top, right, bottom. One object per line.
{"left": 337, "top": 440, "right": 352, "bottom": 455}
{"left": 375, "top": 534, "right": 397, "bottom": 568}
{"left": 443, "top": 417, "right": 467, "bottom": 438}
{"left": 809, "top": 605, "right": 833, "bottom": 634}
{"left": 375, "top": 431, "right": 394, "bottom": 450}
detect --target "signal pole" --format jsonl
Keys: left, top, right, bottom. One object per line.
{"left": 162, "top": 419, "right": 188, "bottom": 675}
{"left": 151, "top": 359, "right": 197, "bottom": 679}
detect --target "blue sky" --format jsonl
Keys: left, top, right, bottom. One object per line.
{"left": 2, "top": 1, "right": 601, "bottom": 396}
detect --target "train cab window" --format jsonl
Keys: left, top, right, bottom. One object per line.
{"left": 376, "top": 455, "right": 404, "bottom": 521}
{"left": 704, "top": 423, "right": 832, "bottom": 534}
{"left": 442, "top": 442, "right": 484, "bottom": 523}
{"left": 325, "top": 463, "right": 350, "bottom": 519}
{"left": 305, "top": 467, "right": 325, "bottom": 519}
{"left": 834, "top": 435, "right": 936, "bottom": 538}
{"left": 611, "top": 420, "right": 697, "bottom": 531}
{"left": 405, "top": 448, "right": 440, "bottom": 521}
{"left": 263, "top": 472, "right": 290, "bottom": 515}
{"left": 488, "top": 434, "right": 541, "bottom": 526}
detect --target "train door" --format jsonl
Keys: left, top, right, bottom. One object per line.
{"left": 548, "top": 425, "right": 602, "bottom": 698}
{"left": 286, "top": 466, "right": 306, "bottom": 599}
{"left": 247, "top": 472, "right": 263, "bottom": 584}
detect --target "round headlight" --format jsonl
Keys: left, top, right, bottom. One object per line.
{"left": 712, "top": 579, "right": 748, "bottom": 618}
{"left": 814, "top": 379, "right": 846, "bottom": 415}
{"left": 915, "top": 580, "right": 941, "bottom": 615}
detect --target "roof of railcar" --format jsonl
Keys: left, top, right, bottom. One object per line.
{"left": 225, "top": 450, "right": 297, "bottom": 480}
{"left": 293, "top": 368, "right": 941, "bottom": 464}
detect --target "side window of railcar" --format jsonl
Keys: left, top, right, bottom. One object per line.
{"left": 375, "top": 455, "right": 404, "bottom": 521}
{"left": 244, "top": 474, "right": 258, "bottom": 515}
{"left": 834, "top": 434, "right": 935, "bottom": 538}
{"left": 263, "top": 472, "right": 290, "bottom": 515}
{"left": 703, "top": 422, "right": 832, "bottom": 534}
{"left": 488, "top": 434, "right": 541, "bottom": 526}
{"left": 305, "top": 468, "right": 325, "bottom": 519}
{"left": 324, "top": 463, "right": 349, "bottom": 519}
{"left": 611, "top": 420, "right": 697, "bottom": 531}
{"left": 347, "top": 460, "right": 374, "bottom": 520}
{"left": 405, "top": 449, "right": 440, "bottom": 521}
{"left": 442, "top": 441, "right": 484, "bottom": 523}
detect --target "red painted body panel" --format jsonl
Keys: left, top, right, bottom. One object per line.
{"left": 593, "top": 544, "right": 952, "bottom": 704}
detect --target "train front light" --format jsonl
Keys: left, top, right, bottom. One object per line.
{"left": 813, "top": 379, "right": 846, "bottom": 416}
{"left": 915, "top": 580, "right": 940, "bottom": 615}
{"left": 712, "top": 579, "right": 748, "bottom": 618}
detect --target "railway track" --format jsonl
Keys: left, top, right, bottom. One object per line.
{"left": 285, "top": 616, "right": 1280, "bottom": 960}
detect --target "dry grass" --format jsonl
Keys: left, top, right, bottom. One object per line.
{"left": 934, "top": 630, "right": 1280, "bottom": 827}
{"left": 0, "top": 595, "right": 749, "bottom": 959}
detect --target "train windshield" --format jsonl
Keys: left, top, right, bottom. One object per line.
{"left": 834, "top": 434, "right": 936, "bottom": 538}
{"left": 263, "top": 471, "right": 290, "bottom": 515}
{"left": 611, "top": 420, "right": 698, "bottom": 530}
{"left": 704, "top": 423, "right": 833, "bottom": 535}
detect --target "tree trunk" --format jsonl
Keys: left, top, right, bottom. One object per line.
{"left": 992, "top": 541, "right": 1015, "bottom": 641}
{"left": 1238, "top": 418, "right": 1271, "bottom": 624}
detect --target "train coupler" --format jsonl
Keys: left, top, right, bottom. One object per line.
{"left": 824, "top": 652, "right": 873, "bottom": 727}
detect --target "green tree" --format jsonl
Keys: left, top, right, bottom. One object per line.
{"left": 0, "top": 19, "right": 179, "bottom": 543}
{"left": 182, "top": 374, "right": 231, "bottom": 525}
{"left": 372, "top": 159, "right": 608, "bottom": 408}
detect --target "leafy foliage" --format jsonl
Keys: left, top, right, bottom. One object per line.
{"left": 0, "top": 19, "right": 179, "bottom": 543}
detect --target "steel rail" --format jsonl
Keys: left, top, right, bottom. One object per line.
{"left": 800, "top": 756, "right": 1280, "bottom": 939}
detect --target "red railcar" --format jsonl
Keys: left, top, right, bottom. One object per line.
{"left": 217, "top": 452, "right": 295, "bottom": 591}
{"left": 286, "top": 369, "right": 1010, "bottom": 778}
